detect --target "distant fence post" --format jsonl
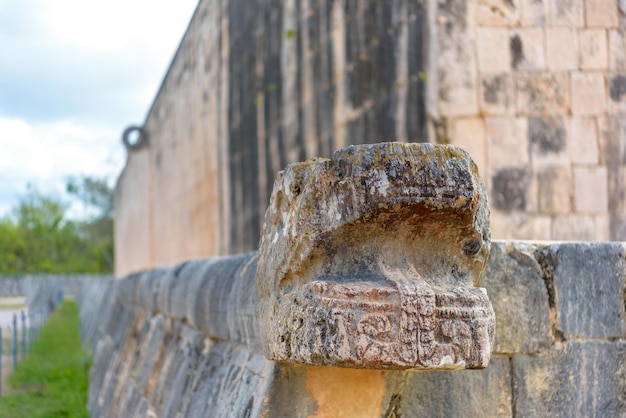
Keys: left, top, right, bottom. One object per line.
{"left": 12, "top": 314, "right": 17, "bottom": 371}
{"left": 27, "top": 312, "right": 32, "bottom": 353}
{"left": 20, "top": 311, "right": 25, "bottom": 361}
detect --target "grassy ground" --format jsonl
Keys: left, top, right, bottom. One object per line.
{"left": 0, "top": 300, "right": 90, "bottom": 418}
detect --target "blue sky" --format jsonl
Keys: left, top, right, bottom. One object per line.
{"left": 0, "top": 0, "right": 198, "bottom": 216}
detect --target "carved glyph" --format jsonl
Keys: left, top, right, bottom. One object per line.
{"left": 256, "top": 142, "right": 495, "bottom": 370}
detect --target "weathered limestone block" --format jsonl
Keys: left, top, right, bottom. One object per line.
{"left": 512, "top": 342, "right": 626, "bottom": 416}
{"left": 401, "top": 356, "right": 513, "bottom": 416}
{"left": 538, "top": 242, "right": 626, "bottom": 339}
{"left": 257, "top": 142, "right": 495, "bottom": 369}
{"left": 482, "top": 242, "right": 552, "bottom": 354}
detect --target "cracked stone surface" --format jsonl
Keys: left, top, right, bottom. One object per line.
{"left": 256, "top": 142, "right": 495, "bottom": 369}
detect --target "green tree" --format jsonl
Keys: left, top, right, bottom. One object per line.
{"left": 66, "top": 176, "right": 114, "bottom": 271}
{"left": 0, "top": 177, "right": 114, "bottom": 274}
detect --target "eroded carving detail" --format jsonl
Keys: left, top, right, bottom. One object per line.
{"left": 256, "top": 142, "right": 495, "bottom": 369}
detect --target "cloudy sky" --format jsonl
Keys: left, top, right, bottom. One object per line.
{"left": 0, "top": 0, "right": 198, "bottom": 216}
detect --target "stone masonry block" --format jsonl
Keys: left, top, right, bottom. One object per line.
{"left": 608, "top": 73, "right": 626, "bottom": 109}
{"left": 528, "top": 165, "right": 542, "bottom": 213}
{"left": 401, "top": 357, "right": 513, "bottom": 417}
{"left": 491, "top": 166, "right": 530, "bottom": 211}
{"left": 477, "top": 28, "right": 511, "bottom": 73}
{"left": 520, "top": 0, "right": 548, "bottom": 26}
{"left": 486, "top": 117, "right": 529, "bottom": 169}
{"left": 579, "top": 29, "right": 608, "bottom": 70}
{"left": 157, "top": 265, "right": 188, "bottom": 319}
{"left": 609, "top": 30, "right": 626, "bottom": 70}
{"left": 547, "top": 0, "right": 584, "bottom": 27}
{"left": 516, "top": 73, "right": 570, "bottom": 115}
{"left": 538, "top": 165, "right": 571, "bottom": 214}
{"left": 482, "top": 242, "right": 553, "bottom": 354}
{"left": 490, "top": 213, "right": 552, "bottom": 240}
{"left": 477, "top": 0, "right": 520, "bottom": 26}
{"left": 570, "top": 117, "right": 599, "bottom": 164}
{"left": 190, "top": 255, "right": 251, "bottom": 342}
{"left": 546, "top": 28, "right": 578, "bottom": 71}
{"left": 528, "top": 116, "right": 569, "bottom": 163}
{"left": 480, "top": 73, "right": 514, "bottom": 115}
{"left": 513, "top": 342, "right": 626, "bottom": 416}
{"left": 585, "top": 0, "right": 620, "bottom": 27}
{"left": 597, "top": 114, "right": 626, "bottom": 166}
{"left": 571, "top": 72, "right": 606, "bottom": 115}
{"left": 436, "top": 8, "right": 477, "bottom": 117}
{"left": 539, "top": 242, "right": 626, "bottom": 339}
{"left": 611, "top": 214, "right": 626, "bottom": 241}
{"left": 552, "top": 214, "right": 597, "bottom": 240}
{"left": 574, "top": 165, "right": 609, "bottom": 212}
{"left": 510, "top": 28, "right": 546, "bottom": 71}
{"left": 595, "top": 214, "right": 611, "bottom": 241}
{"left": 450, "top": 117, "right": 487, "bottom": 173}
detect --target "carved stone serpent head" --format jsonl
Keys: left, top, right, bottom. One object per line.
{"left": 256, "top": 142, "right": 495, "bottom": 370}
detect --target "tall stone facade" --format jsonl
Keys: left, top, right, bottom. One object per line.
{"left": 434, "top": 0, "right": 626, "bottom": 243}
{"left": 115, "top": 0, "right": 626, "bottom": 276}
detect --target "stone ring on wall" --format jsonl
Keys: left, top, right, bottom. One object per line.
{"left": 122, "top": 126, "right": 148, "bottom": 151}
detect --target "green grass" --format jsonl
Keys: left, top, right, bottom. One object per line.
{"left": 0, "top": 300, "right": 90, "bottom": 418}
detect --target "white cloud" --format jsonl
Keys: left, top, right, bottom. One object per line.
{"left": 0, "top": 0, "right": 198, "bottom": 216}
{"left": 40, "top": 0, "right": 197, "bottom": 54}
{"left": 0, "top": 116, "right": 125, "bottom": 216}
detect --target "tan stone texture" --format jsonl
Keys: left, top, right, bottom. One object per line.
{"left": 546, "top": 28, "right": 578, "bottom": 70}
{"left": 435, "top": 2, "right": 478, "bottom": 117}
{"left": 594, "top": 214, "right": 611, "bottom": 240}
{"left": 486, "top": 117, "right": 529, "bottom": 168}
{"left": 305, "top": 367, "right": 386, "bottom": 418}
{"left": 480, "top": 73, "right": 515, "bottom": 115}
{"left": 585, "top": 0, "right": 620, "bottom": 27}
{"left": 114, "top": 151, "right": 153, "bottom": 276}
{"left": 528, "top": 116, "right": 571, "bottom": 167}
{"left": 571, "top": 72, "right": 606, "bottom": 115}
{"left": 520, "top": 0, "right": 548, "bottom": 26}
{"left": 511, "top": 28, "right": 546, "bottom": 70}
{"left": 570, "top": 117, "right": 600, "bottom": 164}
{"left": 552, "top": 215, "right": 597, "bottom": 240}
{"left": 579, "top": 29, "right": 608, "bottom": 70}
{"left": 608, "top": 30, "right": 626, "bottom": 69}
{"left": 516, "top": 73, "right": 570, "bottom": 115}
{"left": 490, "top": 213, "right": 552, "bottom": 240}
{"left": 476, "top": 0, "right": 520, "bottom": 26}
{"left": 450, "top": 117, "right": 487, "bottom": 173}
{"left": 477, "top": 28, "right": 512, "bottom": 73}
{"left": 538, "top": 165, "right": 572, "bottom": 214}
{"left": 547, "top": 0, "right": 585, "bottom": 27}
{"left": 574, "top": 165, "right": 609, "bottom": 212}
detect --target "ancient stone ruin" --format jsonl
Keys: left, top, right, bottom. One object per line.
{"left": 257, "top": 142, "right": 495, "bottom": 369}
{"left": 77, "top": 141, "right": 626, "bottom": 417}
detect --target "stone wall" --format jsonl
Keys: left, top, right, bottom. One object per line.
{"left": 114, "top": 0, "right": 626, "bottom": 276}
{"left": 0, "top": 275, "right": 112, "bottom": 311}
{"left": 78, "top": 241, "right": 626, "bottom": 417}
{"left": 115, "top": 0, "right": 428, "bottom": 276}
{"left": 434, "top": 0, "right": 626, "bottom": 241}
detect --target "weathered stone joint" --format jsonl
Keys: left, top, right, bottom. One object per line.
{"left": 256, "top": 142, "right": 496, "bottom": 370}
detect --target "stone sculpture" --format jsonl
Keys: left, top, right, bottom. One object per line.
{"left": 256, "top": 142, "right": 495, "bottom": 370}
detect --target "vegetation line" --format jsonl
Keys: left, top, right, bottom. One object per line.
{"left": 0, "top": 300, "right": 90, "bottom": 418}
